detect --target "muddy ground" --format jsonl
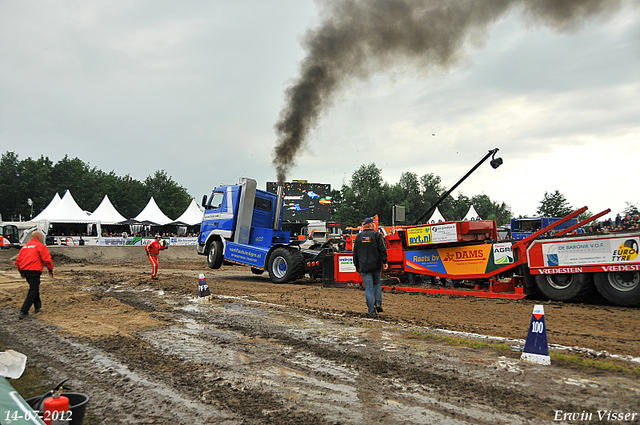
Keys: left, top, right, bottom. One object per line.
{"left": 1, "top": 246, "right": 639, "bottom": 424}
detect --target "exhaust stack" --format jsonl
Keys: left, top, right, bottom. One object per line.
{"left": 273, "top": 182, "right": 284, "bottom": 230}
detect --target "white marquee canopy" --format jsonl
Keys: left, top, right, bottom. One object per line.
{"left": 134, "top": 197, "right": 173, "bottom": 226}
{"left": 31, "top": 193, "right": 61, "bottom": 222}
{"left": 32, "top": 190, "right": 95, "bottom": 223}
{"left": 173, "top": 199, "right": 203, "bottom": 226}
{"left": 31, "top": 192, "right": 203, "bottom": 227}
{"left": 428, "top": 207, "right": 446, "bottom": 223}
{"left": 463, "top": 205, "right": 482, "bottom": 221}
{"left": 89, "top": 195, "right": 127, "bottom": 224}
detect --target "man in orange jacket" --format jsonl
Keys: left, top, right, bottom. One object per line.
{"left": 15, "top": 231, "right": 54, "bottom": 319}
{"left": 145, "top": 234, "right": 166, "bottom": 280}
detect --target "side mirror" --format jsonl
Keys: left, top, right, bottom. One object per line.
{"left": 201, "top": 195, "right": 208, "bottom": 209}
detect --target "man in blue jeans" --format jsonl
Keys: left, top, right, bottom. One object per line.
{"left": 353, "top": 217, "right": 388, "bottom": 318}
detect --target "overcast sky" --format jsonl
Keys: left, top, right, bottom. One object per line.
{"left": 2, "top": 1, "right": 639, "bottom": 220}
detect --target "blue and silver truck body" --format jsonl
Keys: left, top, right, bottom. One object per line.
{"left": 197, "top": 178, "right": 324, "bottom": 283}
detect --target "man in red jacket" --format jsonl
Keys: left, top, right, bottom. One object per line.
{"left": 145, "top": 234, "right": 166, "bottom": 280}
{"left": 15, "top": 231, "right": 54, "bottom": 319}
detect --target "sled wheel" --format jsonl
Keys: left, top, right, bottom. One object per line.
{"left": 268, "top": 248, "right": 304, "bottom": 284}
{"left": 594, "top": 271, "right": 640, "bottom": 307}
{"left": 251, "top": 267, "right": 264, "bottom": 275}
{"left": 207, "top": 240, "right": 223, "bottom": 269}
{"left": 535, "top": 273, "right": 594, "bottom": 302}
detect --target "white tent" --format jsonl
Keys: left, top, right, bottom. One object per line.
{"left": 32, "top": 190, "right": 95, "bottom": 223}
{"left": 32, "top": 193, "right": 61, "bottom": 221}
{"left": 463, "top": 205, "right": 482, "bottom": 221}
{"left": 173, "top": 199, "right": 203, "bottom": 226}
{"left": 134, "top": 197, "right": 173, "bottom": 225}
{"left": 428, "top": 207, "right": 446, "bottom": 223}
{"left": 89, "top": 195, "right": 127, "bottom": 224}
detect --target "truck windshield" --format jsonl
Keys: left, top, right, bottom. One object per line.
{"left": 208, "top": 192, "right": 224, "bottom": 209}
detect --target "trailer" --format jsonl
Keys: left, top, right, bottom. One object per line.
{"left": 323, "top": 208, "right": 640, "bottom": 307}
{"left": 321, "top": 147, "right": 639, "bottom": 307}
{"left": 527, "top": 231, "right": 640, "bottom": 306}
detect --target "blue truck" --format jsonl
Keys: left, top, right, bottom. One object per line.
{"left": 196, "top": 178, "right": 325, "bottom": 283}
{"left": 510, "top": 217, "right": 580, "bottom": 239}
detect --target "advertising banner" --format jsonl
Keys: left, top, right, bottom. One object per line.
{"left": 540, "top": 236, "right": 639, "bottom": 267}
{"left": 406, "top": 223, "right": 458, "bottom": 247}
{"left": 266, "top": 181, "right": 332, "bottom": 221}
{"left": 338, "top": 255, "right": 356, "bottom": 273}
{"left": 405, "top": 243, "right": 514, "bottom": 277}
{"left": 224, "top": 242, "right": 268, "bottom": 268}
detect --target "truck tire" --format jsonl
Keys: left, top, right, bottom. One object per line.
{"left": 268, "top": 248, "right": 304, "bottom": 284}
{"left": 207, "top": 240, "right": 223, "bottom": 269}
{"left": 535, "top": 273, "right": 594, "bottom": 302}
{"left": 594, "top": 271, "right": 640, "bottom": 307}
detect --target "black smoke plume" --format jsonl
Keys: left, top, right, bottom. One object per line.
{"left": 273, "top": 0, "right": 622, "bottom": 182}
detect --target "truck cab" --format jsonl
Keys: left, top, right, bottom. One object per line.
{"left": 197, "top": 178, "right": 317, "bottom": 283}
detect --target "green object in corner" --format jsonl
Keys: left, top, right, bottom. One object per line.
{"left": 0, "top": 377, "right": 44, "bottom": 425}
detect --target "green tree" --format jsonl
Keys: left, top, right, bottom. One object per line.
{"left": 0, "top": 152, "right": 23, "bottom": 220}
{"left": 20, "top": 156, "right": 55, "bottom": 219}
{"left": 395, "top": 171, "right": 422, "bottom": 224}
{"left": 331, "top": 185, "right": 360, "bottom": 227}
{"left": 452, "top": 193, "right": 471, "bottom": 221}
{"left": 144, "top": 170, "right": 191, "bottom": 219}
{"left": 417, "top": 173, "right": 454, "bottom": 223}
{"left": 350, "top": 163, "right": 386, "bottom": 222}
{"left": 110, "top": 174, "right": 149, "bottom": 219}
{"left": 0, "top": 150, "right": 196, "bottom": 221}
{"left": 468, "top": 194, "right": 513, "bottom": 225}
{"left": 50, "top": 155, "right": 103, "bottom": 211}
{"left": 624, "top": 202, "right": 639, "bottom": 218}
{"left": 536, "top": 190, "right": 574, "bottom": 217}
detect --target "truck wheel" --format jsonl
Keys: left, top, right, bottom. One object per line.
{"left": 535, "top": 273, "right": 594, "bottom": 302}
{"left": 207, "top": 240, "right": 223, "bottom": 269}
{"left": 594, "top": 271, "right": 640, "bottom": 307}
{"left": 251, "top": 268, "right": 264, "bottom": 275}
{"left": 268, "top": 248, "right": 304, "bottom": 284}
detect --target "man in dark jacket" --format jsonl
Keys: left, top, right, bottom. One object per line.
{"left": 15, "top": 231, "right": 54, "bottom": 319}
{"left": 353, "top": 217, "right": 388, "bottom": 318}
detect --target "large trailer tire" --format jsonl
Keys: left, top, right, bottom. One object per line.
{"left": 207, "top": 240, "right": 223, "bottom": 269}
{"left": 535, "top": 273, "right": 594, "bottom": 302}
{"left": 268, "top": 248, "right": 304, "bottom": 284}
{"left": 594, "top": 271, "right": 640, "bottom": 307}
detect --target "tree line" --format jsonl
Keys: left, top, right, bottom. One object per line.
{"left": 3, "top": 151, "right": 635, "bottom": 228}
{"left": 0, "top": 151, "right": 192, "bottom": 221}
{"left": 330, "top": 163, "right": 513, "bottom": 227}
{"left": 330, "top": 163, "right": 639, "bottom": 228}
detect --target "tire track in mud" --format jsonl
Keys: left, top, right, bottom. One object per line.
{"left": 102, "top": 286, "right": 584, "bottom": 424}
{"left": 4, "top": 260, "right": 639, "bottom": 424}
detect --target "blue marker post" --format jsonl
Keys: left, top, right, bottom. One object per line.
{"left": 521, "top": 304, "right": 551, "bottom": 365}
{"left": 198, "top": 273, "right": 212, "bottom": 304}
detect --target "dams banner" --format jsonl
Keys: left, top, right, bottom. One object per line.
{"left": 405, "top": 242, "right": 514, "bottom": 277}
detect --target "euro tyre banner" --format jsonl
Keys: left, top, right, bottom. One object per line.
{"left": 535, "top": 235, "right": 639, "bottom": 268}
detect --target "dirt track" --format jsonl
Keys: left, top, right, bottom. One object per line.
{"left": 1, "top": 246, "right": 639, "bottom": 424}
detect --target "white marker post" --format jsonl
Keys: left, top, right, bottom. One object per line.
{"left": 520, "top": 304, "right": 551, "bottom": 365}
{"left": 198, "top": 273, "right": 213, "bottom": 304}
